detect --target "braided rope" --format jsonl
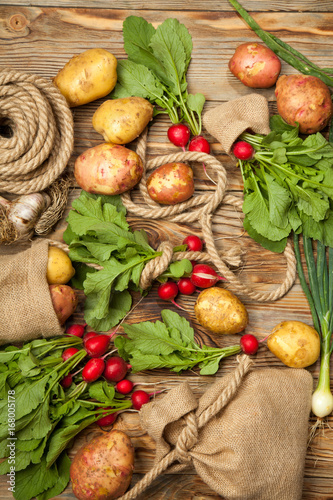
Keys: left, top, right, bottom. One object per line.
{"left": 0, "top": 69, "right": 74, "bottom": 194}
{"left": 118, "top": 355, "right": 253, "bottom": 500}
{"left": 120, "top": 129, "right": 297, "bottom": 302}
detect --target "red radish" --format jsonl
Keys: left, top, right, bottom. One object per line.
{"left": 85, "top": 334, "right": 110, "bottom": 358}
{"left": 189, "top": 135, "right": 211, "bottom": 154}
{"left": 115, "top": 379, "right": 134, "bottom": 395}
{"left": 232, "top": 141, "right": 254, "bottom": 160}
{"left": 103, "top": 357, "right": 129, "bottom": 382}
{"left": 60, "top": 373, "right": 73, "bottom": 388}
{"left": 158, "top": 281, "right": 184, "bottom": 310}
{"left": 82, "top": 358, "right": 105, "bottom": 383}
{"left": 66, "top": 324, "right": 85, "bottom": 337}
{"left": 167, "top": 124, "right": 190, "bottom": 151}
{"left": 182, "top": 235, "right": 203, "bottom": 252}
{"left": 191, "top": 264, "right": 226, "bottom": 288}
{"left": 240, "top": 334, "right": 259, "bottom": 355}
{"left": 62, "top": 347, "right": 79, "bottom": 362}
{"left": 83, "top": 331, "right": 98, "bottom": 344}
{"left": 131, "top": 390, "right": 151, "bottom": 410}
{"left": 96, "top": 408, "right": 118, "bottom": 427}
{"left": 178, "top": 277, "right": 197, "bottom": 295}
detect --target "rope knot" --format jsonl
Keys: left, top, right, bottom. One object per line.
{"left": 175, "top": 411, "right": 199, "bottom": 464}
{"left": 139, "top": 240, "right": 174, "bottom": 290}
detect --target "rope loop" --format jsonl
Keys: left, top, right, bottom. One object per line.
{"left": 0, "top": 68, "right": 74, "bottom": 194}
{"left": 120, "top": 129, "right": 297, "bottom": 303}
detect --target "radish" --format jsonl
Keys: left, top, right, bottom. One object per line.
{"left": 131, "top": 389, "right": 165, "bottom": 410}
{"left": 232, "top": 141, "right": 254, "bottom": 160}
{"left": 182, "top": 235, "right": 203, "bottom": 252}
{"left": 85, "top": 334, "right": 110, "bottom": 358}
{"left": 178, "top": 277, "right": 197, "bottom": 295}
{"left": 131, "top": 390, "right": 151, "bottom": 410}
{"left": 189, "top": 135, "right": 210, "bottom": 154}
{"left": 66, "top": 324, "right": 85, "bottom": 337}
{"left": 167, "top": 124, "right": 190, "bottom": 151}
{"left": 62, "top": 347, "right": 80, "bottom": 362}
{"left": 158, "top": 281, "right": 184, "bottom": 310}
{"left": 60, "top": 373, "right": 73, "bottom": 388}
{"left": 83, "top": 331, "right": 98, "bottom": 344}
{"left": 115, "top": 379, "right": 134, "bottom": 395}
{"left": 103, "top": 357, "right": 129, "bottom": 383}
{"left": 240, "top": 334, "right": 259, "bottom": 355}
{"left": 191, "top": 264, "right": 226, "bottom": 288}
{"left": 96, "top": 409, "right": 118, "bottom": 427}
{"left": 82, "top": 358, "right": 105, "bottom": 383}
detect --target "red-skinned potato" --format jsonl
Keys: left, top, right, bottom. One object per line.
{"left": 74, "top": 143, "right": 143, "bottom": 195}
{"left": 70, "top": 429, "right": 134, "bottom": 500}
{"left": 275, "top": 74, "right": 333, "bottom": 134}
{"left": 49, "top": 284, "right": 78, "bottom": 325}
{"left": 229, "top": 42, "right": 281, "bottom": 88}
{"left": 146, "top": 162, "right": 194, "bottom": 205}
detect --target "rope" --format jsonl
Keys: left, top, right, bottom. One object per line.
{"left": 118, "top": 355, "right": 253, "bottom": 500}
{"left": 120, "top": 129, "right": 297, "bottom": 302}
{"left": 0, "top": 69, "right": 74, "bottom": 194}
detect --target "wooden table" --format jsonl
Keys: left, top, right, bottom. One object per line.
{"left": 1, "top": 1, "right": 333, "bottom": 498}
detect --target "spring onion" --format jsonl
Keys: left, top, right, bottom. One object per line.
{"left": 294, "top": 234, "right": 333, "bottom": 418}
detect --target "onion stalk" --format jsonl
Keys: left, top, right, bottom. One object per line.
{"left": 294, "top": 234, "right": 333, "bottom": 418}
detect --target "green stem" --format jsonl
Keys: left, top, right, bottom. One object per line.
{"left": 303, "top": 236, "right": 324, "bottom": 324}
{"left": 293, "top": 233, "right": 321, "bottom": 333}
{"left": 316, "top": 319, "right": 332, "bottom": 392}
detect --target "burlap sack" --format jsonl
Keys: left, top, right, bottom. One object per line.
{"left": 203, "top": 93, "right": 271, "bottom": 155}
{"left": 0, "top": 239, "right": 64, "bottom": 345}
{"left": 120, "top": 357, "right": 313, "bottom": 500}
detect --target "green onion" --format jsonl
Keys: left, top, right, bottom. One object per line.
{"left": 294, "top": 234, "right": 333, "bottom": 418}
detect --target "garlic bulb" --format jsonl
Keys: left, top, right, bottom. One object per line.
{"left": 0, "top": 192, "right": 51, "bottom": 240}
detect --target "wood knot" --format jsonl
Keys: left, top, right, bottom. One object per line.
{"left": 9, "top": 14, "right": 28, "bottom": 31}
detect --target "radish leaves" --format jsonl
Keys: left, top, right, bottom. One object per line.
{"left": 111, "top": 16, "right": 205, "bottom": 135}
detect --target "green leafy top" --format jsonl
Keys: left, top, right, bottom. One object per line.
{"left": 64, "top": 191, "right": 193, "bottom": 331}
{"left": 111, "top": 16, "right": 205, "bottom": 135}
{"left": 239, "top": 116, "right": 333, "bottom": 252}
{"left": 115, "top": 309, "right": 241, "bottom": 375}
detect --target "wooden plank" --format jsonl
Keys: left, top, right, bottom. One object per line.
{"left": 2, "top": 1, "right": 333, "bottom": 13}
{"left": 0, "top": 8, "right": 333, "bottom": 105}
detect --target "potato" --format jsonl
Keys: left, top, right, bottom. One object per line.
{"left": 46, "top": 246, "right": 75, "bottom": 285}
{"left": 70, "top": 429, "right": 134, "bottom": 500}
{"left": 74, "top": 143, "right": 143, "bottom": 195}
{"left": 53, "top": 48, "right": 117, "bottom": 107}
{"left": 194, "top": 287, "right": 248, "bottom": 335}
{"left": 267, "top": 320, "right": 320, "bottom": 368}
{"left": 229, "top": 42, "right": 281, "bottom": 88}
{"left": 92, "top": 97, "right": 154, "bottom": 145}
{"left": 146, "top": 162, "right": 194, "bottom": 205}
{"left": 49, "top": 284, "right": 78, "bottom": 325}
{"left": 275, "top": 75, "right": 333, "bottom": 134}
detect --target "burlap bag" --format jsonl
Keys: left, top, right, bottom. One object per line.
{"left": 203, "top": 93, "right": 271, "bottom": 155}
{"left": 120, "top": 356, "right": 313, "bottom": 500}
{"left": 0, "top": 239, "right": 64, "bottom": 345}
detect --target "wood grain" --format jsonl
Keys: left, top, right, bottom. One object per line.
{"left": 1, "top": 2, "right": 333, "bottom": 499}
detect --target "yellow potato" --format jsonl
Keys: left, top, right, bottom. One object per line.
{"left": 92, "top": 97, "right": 154, "bottom": 144}
{"left": 53, "top": 48, "right": 117, "bottom": 107}
{"left": 194, "top": 287, "right": 248, "bottom": 335}
{"left": 267, "top": 320, "right": 320, "bottom": 368}
{"left": 47, "top": 246, "right": 75, "bottom": 285}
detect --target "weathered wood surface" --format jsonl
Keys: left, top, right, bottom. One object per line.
{"left": 1, "top": 1, "right": 333, "bottom": 499}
